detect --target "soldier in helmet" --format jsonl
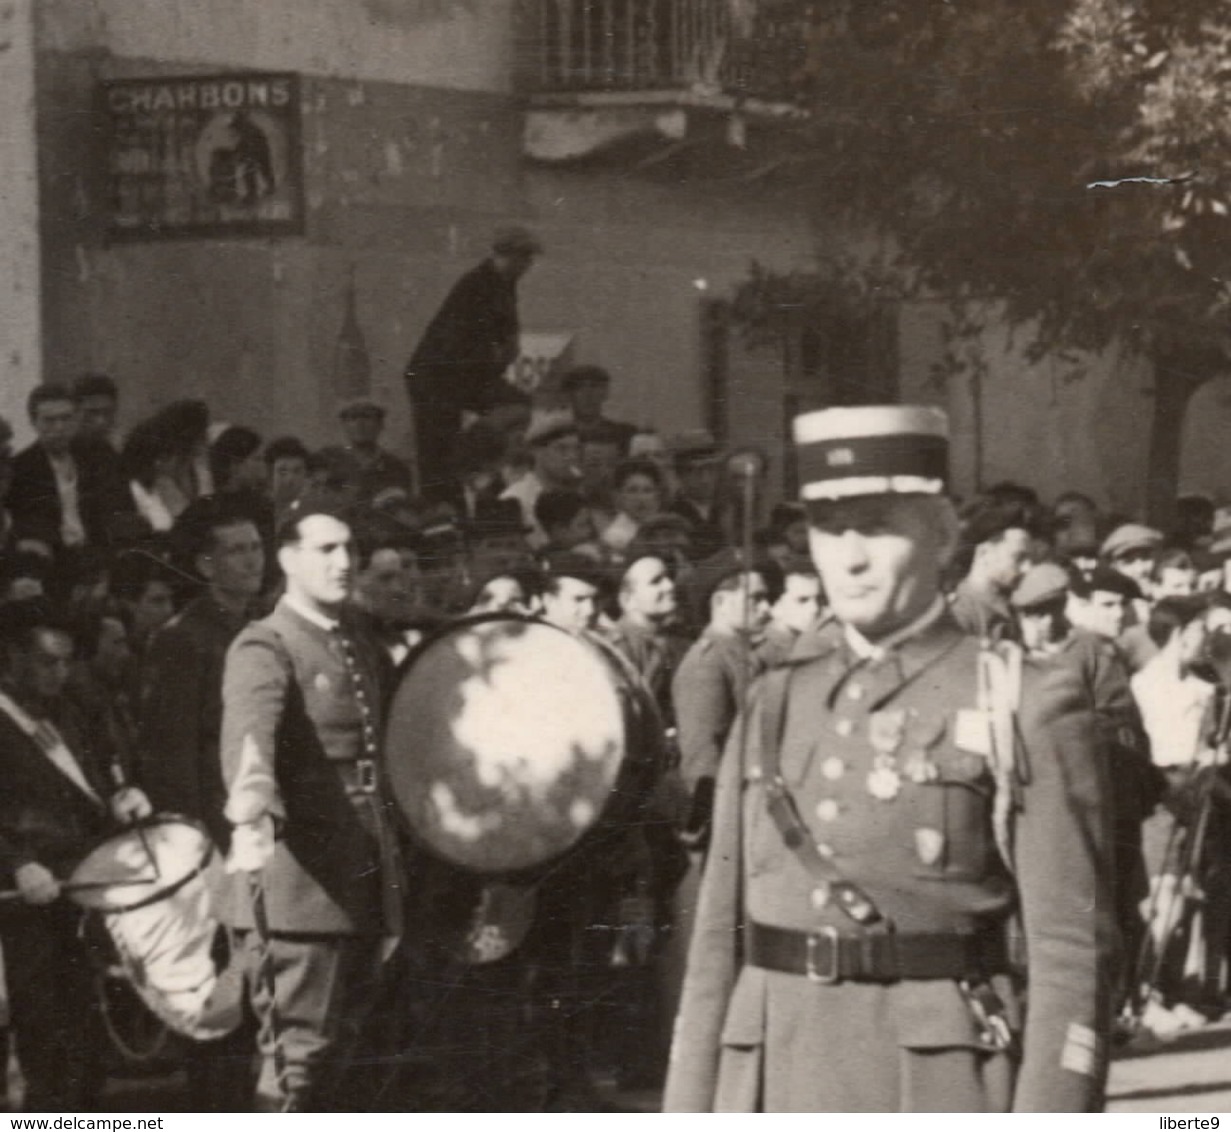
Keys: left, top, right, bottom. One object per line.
{"left": 664, "top": 405, "right": 1116, "bottom": 1113}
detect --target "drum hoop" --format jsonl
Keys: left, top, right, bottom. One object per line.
{"left": 71, "top": 813, "right": 215, "bottom": 914}
{"left": 387, "top": 613, "right": 645, "bottom": 878}
{"left": 390, "top": 609, "right": 545, "bottom": 683}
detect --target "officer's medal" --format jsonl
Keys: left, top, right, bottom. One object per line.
{"left": 866, "top": 709, "right": 906, "bottom": 801}
{"left": 901, "top": 712, "right": 946, "bottom": 784}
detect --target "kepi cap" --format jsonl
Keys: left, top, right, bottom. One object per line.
{"left": 793, "top": 405, "right": 949, "bottom": 502}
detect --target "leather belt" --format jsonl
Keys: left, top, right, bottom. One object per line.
{"left": 337, "top": 758, "right": 379, "bottom": 795}
{"left": 747, "top": 920, "right": 1007, "bottom": 984}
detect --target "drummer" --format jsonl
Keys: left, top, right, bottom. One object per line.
{"left": 219, "top": 492, "right": 402, "bottom": 1112}
{"left": 0, "top": 598, "right": 152, "bottom": 1112}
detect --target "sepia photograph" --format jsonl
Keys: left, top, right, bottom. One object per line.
{"left": 1, "top": 0, "right": 1230, "bottom": 1115}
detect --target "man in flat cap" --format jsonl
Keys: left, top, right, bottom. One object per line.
{"left": 316, "top": 398, "right": 413, "bottom": 507}
{"left": 1010, "top": 561, "right": 1071, "bottom": 658}
{"left": 664, "top": 405, "right": 1115, "bottom": 1113}
{"left": 1101, "top": 523, "right": 1163, "bottom": 629}
{"left": 668, "top": 432, "right": 726, "bottom": 561}
{"left": 561, "top": 365, "right": 638, "bottom": 454}
{"left": 500, "top": 412, "right": 582, "bottom": 549}
{"left": 404, "top": 227, "right": 542, "bottom": 501}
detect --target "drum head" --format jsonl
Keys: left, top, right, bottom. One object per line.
{"left": 386, "top": 616, "right": 629, "bottom": 874}
{"left": 69, "top": 816, "right": 213, "bottom": 912}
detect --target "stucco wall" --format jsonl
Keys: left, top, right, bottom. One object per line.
{"left": 33, "top": 0, "right": 1231, "bottom": 512}
{"left": 38, "top": 0, "right": 515, "bottom": 93}
{"left": 35, "top": 33, "right": 814, "bottom": 458}
{"left": 0, "top": 0, "right": 42, "bottom": 445}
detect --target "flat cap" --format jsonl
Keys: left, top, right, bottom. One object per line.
{"left": 560, "top": 365, "right": 611, "bottom": 392}
{"left": 1099, "top": 523, "right": 1163, "bottom": 560}
{"left": 793, "top": 405, "right": 949, "bottom": 502}
{"left": 668, "top": 429, "right": 722, "bottom": 466}
{"left": 542, "top": 551, "right": 606, "bottom": 589}
{"left": 464, "top": 497, "right": 530, "bottom": 538}
{"left": 337, "top": 397, "right": 386, "bottom": 420}
{"left": 492, "top": 225, "right": 543, "bottom": 257}
{"left": 1208, "top": 524, "right": 1231, "bottom": 560}
{"left": 1011, "top": 562, "right": 1071, "bottom": 610}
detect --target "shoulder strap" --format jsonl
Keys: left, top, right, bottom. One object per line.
{"left": 757, "top": 666, "right": 885, "bottom": 928}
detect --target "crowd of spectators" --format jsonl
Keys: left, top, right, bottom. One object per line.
{"left": 2, "top": 365, "right": 1231, "bottom": 1104}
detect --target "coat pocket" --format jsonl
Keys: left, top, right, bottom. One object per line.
{"left": 910, "top": 759, "right": 994, "bottom": 881}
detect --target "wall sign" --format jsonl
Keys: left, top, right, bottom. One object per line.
{"left": 103, "top": 72, "right": 305, "bottom": 240}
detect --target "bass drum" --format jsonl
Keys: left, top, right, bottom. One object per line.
{"left": 385, "top": 614, "right": 662, "bottom": 876}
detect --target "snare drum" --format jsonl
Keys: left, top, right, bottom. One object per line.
{"left": 68, "top": 814, "right": 243, "bottom": 1041}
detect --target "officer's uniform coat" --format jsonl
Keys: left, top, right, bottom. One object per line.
{"left": 219, "top": 598, "right": 397, "bottom": 935}
{"left": 663, "top": 612, "right": 1116, "bottom": 1113}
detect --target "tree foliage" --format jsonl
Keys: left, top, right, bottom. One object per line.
{"left": 746, "top": 0, "right": 1231, "bottom": 366}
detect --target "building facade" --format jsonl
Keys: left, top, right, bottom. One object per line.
{"left": 17, "top": 0, "right": 1231, "bottom": 510}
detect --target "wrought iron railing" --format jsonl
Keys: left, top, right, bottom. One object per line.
{"left": 519, "top": 0, "right": 812, "bottom": 103}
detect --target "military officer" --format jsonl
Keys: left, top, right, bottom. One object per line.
{"left": 220, "top": 492, "right": 401, "bottom": 1112}
{"left": 664, "top": 406, "right": 1116, "bottom": 1113}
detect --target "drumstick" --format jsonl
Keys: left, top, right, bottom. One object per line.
{"left": 136, "top": 822, "right": 162, "bottom": 880}
{"left": 0, "top": 876, "right": 158, "bottom": 901}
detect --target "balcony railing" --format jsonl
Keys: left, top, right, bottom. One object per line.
{"left": 520, "top": 0, "right": 812, "bottom": 105}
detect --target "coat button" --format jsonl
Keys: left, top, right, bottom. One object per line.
{"left": 847, "top": 684, "right": 865, "bottom": 701}
{"left": 835, "top": 719, "right": 853, "bottom": 738}
{"left": 815, "top": 798, "right": 841, "bottom": 823}
{"left": 821, "top": 756, "right": 845, "bottom": 781}
{"left": 810, "top": 883, "right": 831, "bottom": 910}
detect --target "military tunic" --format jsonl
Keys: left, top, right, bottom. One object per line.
{"left": 663, "top": 612, "right": 1116, "bottom": 1113}
{"left": 220, "top": 597, "right": 401, "bottom": 1110}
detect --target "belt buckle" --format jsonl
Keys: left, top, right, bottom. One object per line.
{"left": 805, "top": 925, "right": 841, "bottom": 984}
{"left": 356, "top": 759, "right": 377, "bottom": 793}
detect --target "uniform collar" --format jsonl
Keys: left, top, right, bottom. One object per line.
{"left": 282, "top": 594, "right": 341, "bottom": 634}
{"left": 843, "top": 596, "right": 948, "bottom": 662}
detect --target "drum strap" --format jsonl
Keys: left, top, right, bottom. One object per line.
{"left": 0, "top": 690, "right": 102, "bottom": 804}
